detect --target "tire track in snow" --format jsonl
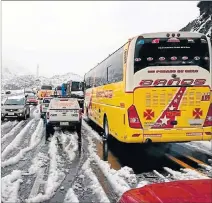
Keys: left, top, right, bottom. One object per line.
{"left": 1, "top": 120, "right": 18, "bottom": 137}
{"left": 1, "top": 121, "right": 26, "bottom": 152}
{"left": 1, "top": 119, "right": 35, "bottom": 162}
{"left": 19, "top": 136, "right": 49, "bottom": 202}
{"left": 1, "top": 170, "right": 23, "bottom": 203}
{"left": 44, "top": 131, "right": 83, "bottom": 203}
{"left": 26, "top": 133, "right": 72, "bottom": 203}
{"left": 2, "top": 119, "right": 44, "bottom": 168}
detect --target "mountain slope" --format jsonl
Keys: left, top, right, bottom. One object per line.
{"left": 2, "top": 72, "right": 83, "bottom": 90}
{"left": 180, "top": 1, "right": 212, "bottom": 40}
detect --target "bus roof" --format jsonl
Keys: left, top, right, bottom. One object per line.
{"left": 134, "top": 31, "right": 206, "bottom": 39}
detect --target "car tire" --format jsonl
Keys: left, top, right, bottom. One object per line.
{"left": 76, "top": 120, "right": 82, "bottom": 138}
{"left": 1, "top": 117, "right": 4, "bottom": 121}
{"left": 27, "top": 110, "right": 30, "bottom": 118}
{"left": 23, "top": 113, "right": 27, "bottom": 120}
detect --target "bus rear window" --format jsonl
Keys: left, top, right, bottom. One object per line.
{"left": 71, "top": 82, "right": 80, "bottom": 91}
{"left": 134, "top": 37, "right": 210, "bottom": 73}
{"left": 41, "top": 85, "right": 52, "bottom": 90}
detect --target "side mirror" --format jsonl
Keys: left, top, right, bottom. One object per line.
{"left": 25, "top": 94, "right": 28, "bottom": 98}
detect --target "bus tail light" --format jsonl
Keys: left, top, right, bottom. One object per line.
{"left": 128, "top": 105, "right": 142, "bottom": 129}
{"left": 203, "top": 103, "right": 212, "bottom": 127}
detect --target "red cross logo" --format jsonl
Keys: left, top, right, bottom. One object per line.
{"left": 144, "top": 109, "right": 154, "bottom": 120}
{"left": 193, "top": 108, "right": 203, "bottom": 119}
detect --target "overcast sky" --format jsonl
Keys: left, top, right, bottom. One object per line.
{"left": 2, "top": 1, "right": 199, "bottom": 77}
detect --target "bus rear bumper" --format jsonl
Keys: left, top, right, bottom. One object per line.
{"left": 120, "top": 128, "right": 212, "bottom": 143}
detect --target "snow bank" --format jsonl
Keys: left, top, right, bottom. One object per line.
{"left": 180, "top": 142, "right": 212, "bottom": 156}
{"left": 1, "top": 121, "right": 17, "bottom": 132}
{"left": 2, "top": 119, "right": 44, "bottom": 167}
{"left": 164, "top": 167, "right": 209, "bottom": 180}
{"left": 191, "top": 141, "right": 212, "bottom": 151}
{"left": 83, "top": 119, "right": 138, "bottom": 196}
{"left": 86, "top": 135, "right": 132, "bottom": 197}
{"left": 32, "top": 105, "right": 41, "bottom": 120}
{"left": 64, "top": 188, "right": 79, "bottom": 203}
{"left": 136, "top": 180, "right": 149, "bottom": 188}
{"left": 60, "top": 132, "right": 78, "bottom": 162}
{"left": 28, "top": 152, "right": 49, "bottom": 175}
{"left": 1, "top": 121, "right": 24, "bottom": 143}
{"left": 1, "top": 170, "right": 23, "bottom": 203}
{"left": 1, "top": 119, "right": 35, "bottom": 161}
{"left": 153, "top": 170, "right": 169, "bottom": 182}
{"left": 26, "top": 134, "right": 66, "bottom": 203}
{"left": 82, "top": 120, "right": 102, "bottom": 141}
{"left": 82, "top": 159, "right": 110, "bottom": 203}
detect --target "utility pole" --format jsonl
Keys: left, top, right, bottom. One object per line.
{"left": 36, "top": 64, "right": 39, "bottom": 78}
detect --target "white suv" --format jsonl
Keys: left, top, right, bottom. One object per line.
{"left": 46, "top": 96, "right": 82, "bottom": 134}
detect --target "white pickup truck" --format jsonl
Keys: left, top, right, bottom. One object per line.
{"left": 46, "top": 96, "right": 82, "bottom": 134}
{"left": 40, "top": 97, "right": 52, "bottom": 118}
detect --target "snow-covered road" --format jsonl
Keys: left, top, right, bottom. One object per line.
{"left": 1, "top": 111, "right": 212, "bottom": 203}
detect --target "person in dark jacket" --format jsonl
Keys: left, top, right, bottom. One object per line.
{"left": 45, "top": 122, "right": 55, "bottom": 141}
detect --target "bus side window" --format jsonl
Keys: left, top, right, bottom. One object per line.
{"left": 90, "top": 69, "right": 95, "bottom": 87}
{"left": 107, "top": 48, "right": 123, "bottom": 84}
{"left": 95, "top": 64, "right": 101, "bottom": 87}
{"left": 98, "top": 61, "right": 107, "bottom": 86}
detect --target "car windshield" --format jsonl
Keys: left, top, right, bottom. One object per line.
{"left": 4, "top": 98, "right": 25, "bottom": 105}
{"left": 134, "top": 37, "right": 210, "bottom": 73}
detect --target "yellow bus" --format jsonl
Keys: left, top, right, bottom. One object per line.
{"left": 84, "top": 32, "right": 211, "bottom": 144}
{"left": 37, "top": 85, "right": 54, "bottom": 100}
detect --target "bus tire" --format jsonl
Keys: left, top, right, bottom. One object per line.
{"left": 103, "top": 116, "right": 109, "bottom": 141}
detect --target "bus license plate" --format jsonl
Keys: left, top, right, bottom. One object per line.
{"left": 60, "top": 122, "right": 69, "bottom": 126}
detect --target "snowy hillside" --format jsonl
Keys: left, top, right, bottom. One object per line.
{"left": 181, "top": 1, "right": 212, "bottom": 40}
{"left": 2, "top": 71, "right": 83, "bottom": 90}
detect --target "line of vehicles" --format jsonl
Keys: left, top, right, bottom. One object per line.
{"left": 1, "top": 31, "right": 212, "bottom": 202}
{"left": 1, "top": 31, "right": 212, "bottom": 145}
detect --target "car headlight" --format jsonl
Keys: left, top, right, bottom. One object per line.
{"left": 18, "top": 109, "right": 24, "bottom": 112}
